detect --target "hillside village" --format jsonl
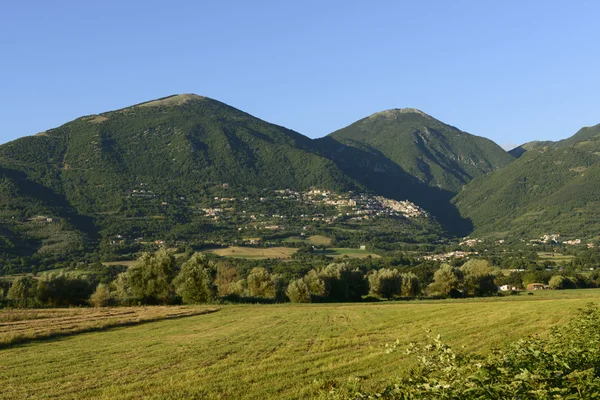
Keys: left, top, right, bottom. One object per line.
{"left": 192, "top": 188, "right": 426, "bottom": 226}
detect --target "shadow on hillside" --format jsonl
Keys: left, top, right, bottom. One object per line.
{"left": 315, "top": 137, "right": 474, "bottom": 237}
{"left": 0, "top": 166, "right": 100, "bottom": 248}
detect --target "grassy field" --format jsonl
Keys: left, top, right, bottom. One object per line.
{"left": 282, "top": 235, "right": 332, "bottom": 246}
{"left": 102, "top": 260, "right": 137, "bottom": 267}
{"left": 2, "top": 289, "right": 599, "bottom": 399}
{"left": 315, "top": 247, "right": 381, "bottom": 259}
{"left": 537, "top": 252, "right": 575, "bottom": 263}
{"left": 0, "top": 306, "right": 216, "bottom": 348}
{"left": 205, "top": 246, "right": 298, "bottom": 259}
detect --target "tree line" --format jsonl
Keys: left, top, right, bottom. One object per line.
{"left": 0, "top": 249, "right": 552, "bottom": 308}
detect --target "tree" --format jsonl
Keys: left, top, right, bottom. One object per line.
{"left": 548, "top": 275, "right": 576, "bottom": 290}
{"left": 401, "top": 272, "right": 421, "bottom": 297}
{"left": 214, "top": 262, "right": 240, "bottom": 296}
{"left": 36, "top": 273, "right": 94, "bottom": 306}
{"left": 427, "top": 264, "right": 463, "bottom": 298}
{"left": 89, "top": 283, "right": 112, "bottom": 307}
{"left": 247, "top": 267, "right": 276, "bottom": 298}
{"left": 7, "top": 276, "right": 36, "bottom": 307}
{"left": 369, "top": 269, "right": 403, "bottom": 299}
{"left": 319, "top": 263, "right": 368, "bottom": 302}
{"left": 173, "top": 253, "right": 217, "bottom": 304}
{"left": 286, "top": 278, "right": 312, "bottom": 303}
{"left": 127, "top": 248, "right": 177, "bottom": 304}
{"left": 304, "top": 269, "right": 328, "bottom": 298}
{"left": 461, "top": 259, "right": 498, "bottom": 297}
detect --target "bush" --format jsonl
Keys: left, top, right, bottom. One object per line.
{"left": 460, "top": 259, "right": 498, "bottom": 297}
{"left": 319, "top": 263, "right": 368, "bottom": 302}
{"left": 214, "top": 263, "right": 241, "bottom": 296}
{"left": 549, "top": 275, "right": 576, "bottom": 290}
{"left": 89, "top": 283, "right": 112, "bottom": 307}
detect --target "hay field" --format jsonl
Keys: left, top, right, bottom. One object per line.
{"left": 206, "top": 246, "right": 298, "bottom": 259}
{"left": 0, "top": 306, "right": 216, "bottom": 348}
{"left": 1, "top": 290, "right": 599, "bottom": 399}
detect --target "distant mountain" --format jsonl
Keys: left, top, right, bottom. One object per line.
{"left": 324, "top": 108, "right": 514, "bottom": 193}
{"left": 0, "top": 94, "right": 371, "bottom": 258}
{"left": 317, "top": 108, "right": 514, "bottom": 234}
{"left": 453, "top": 124, "right": 600, "bottom": 239}
{"left": 554, "top": 123, "right": 600, "bottom": 148}
{"left": 508, "top": 141, "right": 554, "bottom": 158}
{"left": 508, "top": 124, "right": 600, "bottom": 159}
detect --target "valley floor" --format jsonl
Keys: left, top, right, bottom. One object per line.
{"left": 1, "top": 290, "right": 600, "bottom": 399}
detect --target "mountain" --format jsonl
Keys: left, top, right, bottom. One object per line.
{"left": 453, "top": 125, "right": 600, "bottom": 239}
{"left": 507, "top": 124, "right": 600, "bottom": 159}
{"left": 324, "top": 108, "right": 514, "bottom": 193}
{"left": 0, "top": 94, "right": 453, "bottom": 263}
{"left": 554, "top": 123, "right": 600, "bottom": 148}
{"left": 508, "top": 140, "right": 554, "bottom": 158}
{"left": 318, "top": 108, "right": 514, "bottom": 233}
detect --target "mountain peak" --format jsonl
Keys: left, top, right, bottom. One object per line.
{"left": 135, "top": 93, "right": 206, "bottom": 108}
{"left": 368, "top": 108, "right": 431, "bottom": 120}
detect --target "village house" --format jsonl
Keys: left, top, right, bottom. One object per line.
{"left": 526, "top": 283, "right": 549, "bottom": 291}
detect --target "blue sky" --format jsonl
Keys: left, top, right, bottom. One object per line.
{"left": 1, "top": 1, "right": 599, "bottom": 148}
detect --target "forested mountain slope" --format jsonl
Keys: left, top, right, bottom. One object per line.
{"left": 324, "top": 108, "right": 514, "bottom": 193}
{"left": 454, "top": 130, "right": 600, "bottom": 238}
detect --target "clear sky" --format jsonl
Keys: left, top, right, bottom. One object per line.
{"left": 2, "top": 1, "right": 599, "bottom": 148}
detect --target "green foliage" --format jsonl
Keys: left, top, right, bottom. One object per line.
{"left": 460, "top": 259, "right": 498, "bottom": 297}
{"left": 344, "top": 303, "right": 600, "bottom": 399}
{"left": 173, "top": 253, "right": 217, "bottom": 304}
{"left": 401, "top": 272, "right": 421, "bottom": 297}
{"left": 7, "top": 276, "right": 37, "bottom": 306}
{"left": 36, "top": 273, "right": 94, "bottom": 307}
{"left": 286, "top": 278, "right": 312, "bottom": 303}
{"left": 126, "top": 248, "right": 177, "bottom": 304}
{"left": 246, "top": 267, "right": 276, "bottom": 298}
{"left": 368, "top": 268, "right": 403, "bottom": 299}
{"left": 548, "top": 275, "right": 576, "bottom": 290}
{"left": 214, "top": 263, "right": 242, "bottom": 296}
{"left": 427, "top": 264, "right": 463, "bottom": 298}
{"left": 89, "top": 283, "right": 113, "bottom": 307}
{"left": 319, "top": 263, "right": 369, "bottom": 302}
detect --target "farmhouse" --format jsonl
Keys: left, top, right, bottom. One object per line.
{"left": 526, "top": 283, "right": 549, "bottom": 291}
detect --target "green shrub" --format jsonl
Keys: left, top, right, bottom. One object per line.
{"left": 89, "top": 283, "right": 113, "bottom": 307}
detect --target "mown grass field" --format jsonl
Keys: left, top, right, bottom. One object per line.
{"left": 0, "top": 306, "right": 216, "bottom": 348}
{"left": 1, "top": 290, "right": 599, "bottom": 399}
{"left": 205, "top": 246, "right": 299, "bottom": 259}
{"left": 282, "top": 235, "right": 332, "bottom": 246}
{"left": 537, "top": 252, "right": 576, "bottom": 263}
{"left": 314, "top": 247, "right": 381, "bottom": 259}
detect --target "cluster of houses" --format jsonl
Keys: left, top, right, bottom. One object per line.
{"left": 199, "top": 188, "right": 428, "bottom": 227}
{"left": 423, "top": 251, "right": 473, "bottom": 261}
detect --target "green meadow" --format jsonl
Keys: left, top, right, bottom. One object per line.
{"left": 1, "top": 289, "right": 599, "bottom": 399}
